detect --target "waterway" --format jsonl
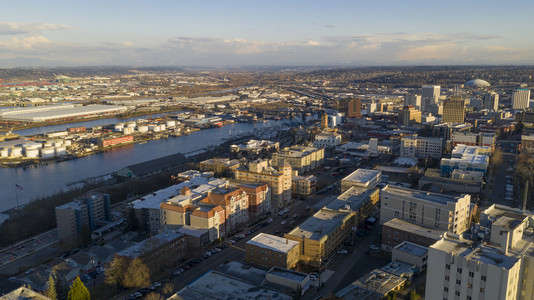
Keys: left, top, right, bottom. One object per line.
{"left": 0, "top": 118, "right": 302, "bottom": 213}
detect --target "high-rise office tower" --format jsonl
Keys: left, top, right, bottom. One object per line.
{"left": 442, "top": 96, "right": 465, "bottom": 123}
{"left": 404, "top": 94, "right": 422, "bottom": 109}
{"left": 483, "top": 91, "right": 499, "bottom": 111}
{"left": 398, "top": 106, "right": 422, "bottom": 126}
{"left": 347, "top": 98, "right": 362, "bottom": 118}
{"left": 511, "top": 88, "right": 531, "bottom": 110}
{"left": 422, "top": 85, "right": 440, "bottom": 112}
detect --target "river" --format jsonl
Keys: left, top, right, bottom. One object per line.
{"left": 0, "top": 118, "right": 301, "bottom": 213}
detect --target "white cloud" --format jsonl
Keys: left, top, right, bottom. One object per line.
{"left": 0, "top": 22, "right": 73, "bottom": 35}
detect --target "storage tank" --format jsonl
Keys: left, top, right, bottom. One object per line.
{"left": 126, "top": 121, "right": 136, "bottom": 128}
{"left": 41, "top": 148, "right": 55, "bottom": 158}
{"left": 63, "top": 140, "right": 72, "bottom": 146}
{"left": 114, "top": 123, "right": 125, "bottom": 131}
{"left": 159, "top": 124, "right": 166, "bottom": 131}
{"left": 55, "top": 146, "right": 67, "bottom": 156}
{"left": 43, "top": 142, "right": 53, "bottom": 148}
{"left": 0, "top": 148, "right": 8, "bottom": 157}
{"left": 123, "top": 127, "right": 134, "bottom": 134}
{"left": 137, "top": 125, "right": 148, "bottom": 133}
{"left": 52, "top": 140, "right": 63, "bottom": 147}
{"left": 25, "top": 148, "right": 39, "bottom": 158}
{"left": 10, "top": 147, "right": 22, "bottom": 157}
{"left": 166, "top": 120, "right": 176, "bottom": 128}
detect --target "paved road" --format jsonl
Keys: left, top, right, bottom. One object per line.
{"left": 0, "top": 229, "right": 58, "bottom": 267}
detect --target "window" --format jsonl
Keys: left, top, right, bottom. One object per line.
{"left": 456, "top": 279, "right": 461, "bottom": 285}
{"left": 467, "top": 296, "right": 472, "bottom": 300}
{"left": 445, "top": 275, "right": 449, "bottom": 281}
{"left": 446, "top": 264, "right": 450, "bottom": 270}
{"left": 468, "top": 283, "right": 472, "bottom": 289}
{"left": 481, "top": 275, "right": 486, "bottom": 282}
{"left": 469, "top": 272, "right": 474, "bottom": 277}
{"left": 455, "top": 291, "right": 460, "bottom": 296}
{"left": 480, "top": 287, "right": 485, "bottom": 293}
{"left": 457, "top": 268, "right": 462, "bottom": 274}
{"left": 444, "top": 287, "right": 449, "bottom": 292}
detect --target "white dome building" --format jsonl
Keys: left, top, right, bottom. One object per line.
{"left": 464, "top": 79, "right": 491, "bottom": 87}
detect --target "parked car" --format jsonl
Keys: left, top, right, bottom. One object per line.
{"left": 337, "top": 249, "right": 348, "bottom": 254}
{"left": 370, "top": 245, "right": 379, "bottom": 251}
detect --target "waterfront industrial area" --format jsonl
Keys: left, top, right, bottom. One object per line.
{"left": 1, "top": 65, "right": 534, "bottom": 300}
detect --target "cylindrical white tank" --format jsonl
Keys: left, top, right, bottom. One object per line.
{"left": 63, "top": 140, "right": 72, "bottom": 146}
{"left": 55, "top": 146, "right": 67, "bottom": 156}
{"left": 43, "top": 142, "right": 53, "bottom": 148}
{"left": 10, "top": 147, "right": 22, "bottom": 157}
{"left": 137, "top": 125, "right": 148, "bottom": 133}
{"left": 25, "top": 148, "right": 39, "bottom": 158}
{"left": 123, "top": 127, "right": 134, "bottom": 134}
{"left": 166, "top": 120, "right": 176, "bottom": 128}
{"left": 159, "top": 124, "right": 166, "bottom": 131}
{"left": 114, "top": 123, "right": 124, "bottom": 131}
{"left": 52, "top": 140, "right": 63, "bottom": 147}
{"left": 0, "top": 148, "right": 8, "bottom": 157}
{"left": 126, "top": 121, "right": 136, "bottom": 128}
{"left": 41, "top": 148, "right": 55, "bottom": 158}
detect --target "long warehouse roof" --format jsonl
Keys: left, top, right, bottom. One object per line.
{"left": 0, "top": 104, "right": 128, "bottom": 122}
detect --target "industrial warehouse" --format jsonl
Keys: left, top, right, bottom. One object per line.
{"left": 0, "top": 104, "right": 128, "bottom": 122}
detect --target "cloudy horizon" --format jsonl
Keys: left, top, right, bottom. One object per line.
{"left": 1, "top": 1, "right": 533, "bottom": 67}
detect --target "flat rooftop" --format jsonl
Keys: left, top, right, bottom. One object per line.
{"left": 247, "top": 233, "right": 299, "bottom": 253}
{"left": 383, "top": 218, "right": 445, "bottom": 241}
{"left": 173, "top": 270, "right": 291, "bottom": 300}
{"left": 267, "top": 267, "right": 308, "bottom": 283}
{"left": 431, "top": 234, "right": 520, "bottom": 270}
{"left": 116, "top": 230, "right": 183, "bottom": 259}
{"left": 382, "top": 184, "right": 466, "bottom": 205}
{"left": 326, "top": 187, "right": 377, "bottom": 211}
{"left": 287, "top": 209, "right": 351, "bottom": 241}
{"left": 342, "top": 169, "right": 381, "bottom": 184}
{"left": 393, "top": 241, "right": 428, "bottom": 257}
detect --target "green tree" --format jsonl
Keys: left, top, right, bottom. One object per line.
{"left": 105, "top": 256, "right": 128, "bottom": 287}
{"left": 123, "top": 258, "right": 151, "bottom": 288}
{"left": 67, "top": 277, "right": 90, "bottom": 300}
{"left": 45, "top": 273, "right": 57, "bottom": 300}
{"left": 51, "top": 268, "right": 68, "bottom": 300}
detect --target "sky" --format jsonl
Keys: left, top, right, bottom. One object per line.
{"left": 1, "top": 0, "right": 533, "bottom": 67}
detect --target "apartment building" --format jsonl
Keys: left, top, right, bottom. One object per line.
{"left": 285, "top": 208, "right": 354, "bottom": 267}
{"left": 56, "top": 192, "right": 111, "bottom": 243}
{"left": 190, "top": 206, "right": 226, "bottom": 241}
{"left": 199, "top": 158, "right": 240, "bottom": 174}
{"left": 271, "top": 145, "right": 324, "bottom": 175}
{"left": 511, "top": 88, "right": 531, "bottom": 110}
{"left": 380, "top": 185, "right": 471, "bottom": 234}
{"left": 115, "top": 230, "right": 186, "bottom": 275}
{"left": 292, "top": 174, "right": 317, "bottom": 197}
{"left": 340, "top": 169, "right": 381, "bottom": 192}
{"left": 326, "top": 186, "right": 380, "bottom": 225}
{"left": 234, "top": 159, "right": 292, "bottom": 210}
{"left": 400, "top": 135, "right": 443, "bottom": 160}
{"left": 245, "top": 233, "right": 300, "bottom": 269}
{"left": 426, "top": 204, "right": 534, "bottom": 300}
{"left": 381, "top": 218, "right": 445, "bottom": 251}
{"left": 198, "top": 187, "right": 249, "bottom": 232}
{"left": 237, "top": 183, "right": 271, "bottom": 218}
{"left": 451, "top": 132, "right": 496, "bottom": 151}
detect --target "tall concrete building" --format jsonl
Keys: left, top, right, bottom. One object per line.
{"left": 55, "top": 192, "right": 111, "bottom": 243}
{"left": 483, "top": 91, "right": 499, "bottom": 111}
{"left": 425, "top": 204, "right": 534, "bottom": 300}
{"left": 512, "top": 88, "right": 531, "bottom": 110}
{"left": 398, "top": 106, "right": 421, "bottom": 126}
{"left": 442, "top": 96, "right": 465, "bottom": 123}
{"left": 404, "top": 94, "right": 422, "bottom": 109}
{"left": 380, "top": 185, "right": 471, "bottom": 234}
{"left": 347, "top": 98, "right": 362, "bottom": 118}
{"left": 422, "top": 85, "right": 440, "bottom": 112}
{"left": 271, "top": 145, "right": 324, "bottom": 175}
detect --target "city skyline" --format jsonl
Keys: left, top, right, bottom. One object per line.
{"left": 1, "top": 0, "right": 534, "bottom": 67}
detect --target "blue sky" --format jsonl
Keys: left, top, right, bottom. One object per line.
{"left": 1, "top": 0, "right": 533, "bottom": 66}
